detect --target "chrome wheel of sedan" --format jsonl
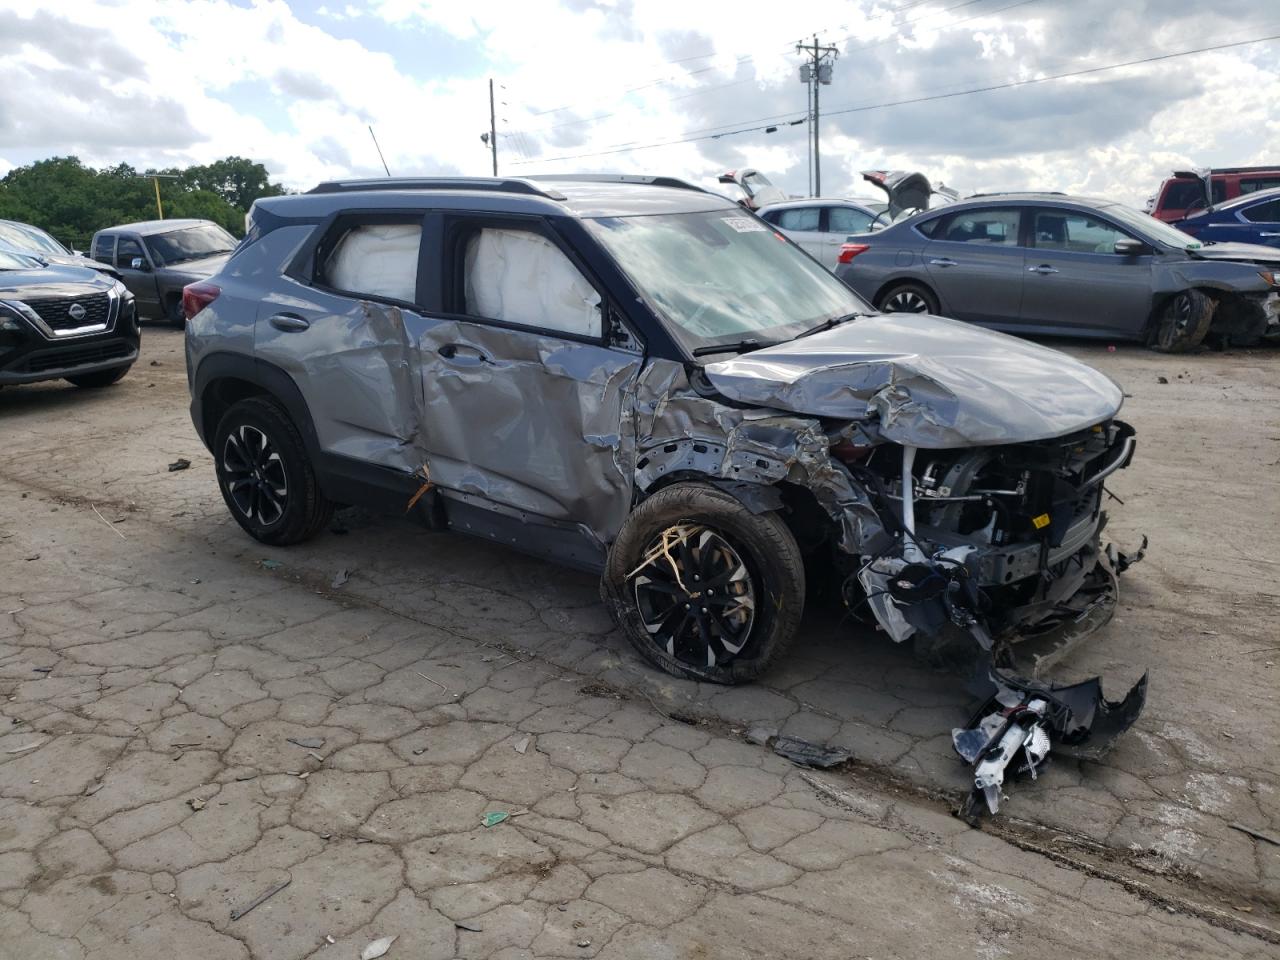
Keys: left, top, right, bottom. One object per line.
{"left": 632, "top": 525, "right": 756, "bottom": 669}
{"left": 222, "top": 424, "right": 288, "bottom": 526}
{"left": 884, "top": 289, "right": 930, "bottom": 313}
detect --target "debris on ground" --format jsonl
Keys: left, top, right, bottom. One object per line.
{"left": 331, "top": 569, "right": 350, "bottom": 588}
{"left": 1229, "top": 822, "right": 1280, "bottom": 846}
{"left": 745, "top": 725, "right": 777, "bottom": 746}
{"left": 481, "top": 811, "right": 509, "bottom": 828}
{"left": 187, "top": 797, "right": 206, "bottom": 811}
{"left": 513, "top": 736, "right": 530, "bottom": 754}
{"left": 577, "top": 939, "right": 592, "bottom": 948}
{"left": 33, "top": 666, "right": 52, "bottom": 673}
{"left": 455, "top": 921, "right": 483, "bottom": 932}
{"left": 953, "top": 668, "right": 1147, "bottom": 818}
{"left": 229, "top": 877, "right": 291, "bottom": 921}
{"left": 5, "top": 739, "right": 46, "bottom": 754}
{"left": 258, "top": 559, "right": 283, "bottom": 570}
{"left": 1157, "top": 376, "right": 1169, "bottom": 384}
{"left": 167, "top": 458, "right": 191, "bottom": 472}
{"left": 361, "top": 935, "right": 397, "bottom": 959}
{"left": 286, "top": 737, "right": 326, "bottom": 750}
{"left": 772, "top": 735, "right": 851, "bottom": 769}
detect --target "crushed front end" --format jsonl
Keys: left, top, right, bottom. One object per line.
{"left": 831, "top": 419, "right": 1148, "bottom": 815}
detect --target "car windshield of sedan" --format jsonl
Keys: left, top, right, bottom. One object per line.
{"left": 585, "top": 209, "right": 870, "bottom": 354}
{"left": 0, "top": 250, "right": 42, "bottom": 270}
{"left": 0, "top": 222, "right": 68, "bottom": 256}
{"left": 145, "top": 224, "right": 237, "bottom": 267}
{"left": 1106, "top": 204, "right": 1203, "bottom": 250}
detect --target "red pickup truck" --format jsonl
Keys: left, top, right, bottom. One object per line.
{"left": 1147, "top": 166, "right": 1280, "bottom": 222}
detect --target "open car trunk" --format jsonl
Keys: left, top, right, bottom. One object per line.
{"left": 861, "top": 170, "right": 959, "bottom": 220}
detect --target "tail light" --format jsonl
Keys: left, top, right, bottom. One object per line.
{"left": 182, "top": 281, "right": 220, "bottom": 321}
{"left": 837, "top": 243, "right": 870, "bottom": 265}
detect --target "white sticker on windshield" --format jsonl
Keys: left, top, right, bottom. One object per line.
{"left": 721, "top": 216, "right": 767, "bottom": 233}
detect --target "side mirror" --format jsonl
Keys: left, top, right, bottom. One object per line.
{"left": 130, "top": 257, "right": 148, "bottom": 271}
{"left": 1113, "top": 239, "right": 1145, "bottom": 256}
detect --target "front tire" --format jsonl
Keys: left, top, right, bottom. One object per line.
{"left": 602, "top": 483, "right": 805, "bottom": 684}
{"left": 66, "top": 365, "right": 131, "bottom": 388}
{"left": 877, "top": 282, "right": 939, "bottom": 315}
{"left": 1152, "top": 290, "right": 1213, "bottom": 353}
{"left": 213, "top": 397, "right": 332, "bottom": 545}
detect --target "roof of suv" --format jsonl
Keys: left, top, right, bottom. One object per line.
{"left": 919, "top": 193, "right": 1118, "bottom": 213}
{"left": 260, "top": 175, "right": 739, "bottom": 220}
{"left": 758, "top": 197, "right": 887, "bottom": 211}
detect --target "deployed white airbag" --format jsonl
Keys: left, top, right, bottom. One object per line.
{"left": 327, "top": 223, "right": 420, "bottom": 303}
{"left": 465, "top": 228, "right": 601, "bottom": 337}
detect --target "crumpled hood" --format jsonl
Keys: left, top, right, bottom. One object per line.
{"left": 702, "top": 312, "right": 1124, "bottom": 448}
{"left": 1185, "top": 242, "right": 1280, "bottom": 265}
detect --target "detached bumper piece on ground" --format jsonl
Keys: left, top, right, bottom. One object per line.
{"left": 953, "top": 665, "right": 1148, "bottom": 818}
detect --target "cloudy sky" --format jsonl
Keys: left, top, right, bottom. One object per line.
{"left": 2, "top": 0, "right": 1278, "bottom": 207}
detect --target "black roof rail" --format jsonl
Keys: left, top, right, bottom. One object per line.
{"left": 307, "top": 177, "right": 568, "bottom": 201}
{"left": 526, "top": 173, "right": 714, "bottom": 195}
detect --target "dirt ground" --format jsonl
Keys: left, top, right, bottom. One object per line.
{"left": 1, "top": 326, "right": 1277, "bottom": 959}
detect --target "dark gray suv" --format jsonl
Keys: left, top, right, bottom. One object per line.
{"left": 185, "top": 175, "right": 1145, "bottom": 753}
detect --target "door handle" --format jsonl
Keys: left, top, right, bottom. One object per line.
{"left": 438, "top": 343, "right": 489, "bottom": 364}
{"left": 928, "top": 257, "right": 956, "bottom": 267}
{"left": 268, "top": 313, "right": 310, "bottom": 332}
{"left": 1027, "top": 265, "right": 1059, "bottom": 275}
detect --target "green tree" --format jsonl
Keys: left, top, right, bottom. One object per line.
{"left": 0, "top": 154, "right": 286, "bottom": 250}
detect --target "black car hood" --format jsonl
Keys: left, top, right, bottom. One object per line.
{"left": 1184, "top": 242, "right": 1280, "bottom": 265}
{"left": 702, "top": 313, "right": 1124, "bottom": 448}
{"left": 0, "top": 263, "right": 114, "bottom": 299}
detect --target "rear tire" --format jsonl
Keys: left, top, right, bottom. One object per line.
{"left": 167, "top": 297, "right": 185, "bottom": 327}
{"left": 602, "top": 482, "right": 805, "bottom": 685}
{"left": 66, "top": 365, "right": 131, "bottom": 388}
{"left": 877, "top": 282, "right": 939, "bottom": 315}
{"left": 1152, "top": 290, "right": 1213, "bottom": 353}
{"left": 213, "top": 397, "right": 332, "bottom": 545}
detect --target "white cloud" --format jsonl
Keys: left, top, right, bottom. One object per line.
{"left": 0, "top": 0, "right": 1277, "bottom": 208}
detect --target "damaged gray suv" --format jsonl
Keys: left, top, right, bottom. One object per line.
{"left": 186, "top": 176, "right": 1146, "bottom": 784}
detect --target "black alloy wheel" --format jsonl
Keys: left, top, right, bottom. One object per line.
{"left": 222, "top": 423, "right": 289, "bottom": 528}
{"left": 633, "top": 526, "right": 757, "bottom": 670}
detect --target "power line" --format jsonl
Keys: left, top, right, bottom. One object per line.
{"left": 510, "top": 30, "right": 1280, "bottom": 166}
{"left": 513, "top": 0, "right": 1036, "bottom": 148}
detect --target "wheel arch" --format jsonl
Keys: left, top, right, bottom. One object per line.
{"left": 193, "top": 353, "right": 322, "bottom": 464}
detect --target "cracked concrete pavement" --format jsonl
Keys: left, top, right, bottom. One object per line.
{"left": 1, "top": 328, "right": 1277, "bottom": 958}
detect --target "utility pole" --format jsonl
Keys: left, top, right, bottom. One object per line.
{"left": 135, "top": 173, "right": 178, "bottom": 219}
{"left": 797, "top": 35, "right": 838, "bottom": 197}
{"left": 488, "top": 78, "right": 498, "bottom": 176}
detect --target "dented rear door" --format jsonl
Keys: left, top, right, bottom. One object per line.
{"left": 255, "top": 212, "right": 433, "bottom": 475}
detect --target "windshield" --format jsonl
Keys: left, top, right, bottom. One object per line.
{"left": 585, "top": 209, "right": 870, "bottom": 355}
{"left": 1106, "top": 204, "right": 1203, "bottom": 249}
{"left": 0, "top": 250, "right": 42, "bottom": 270}
{"left": 144, "top": 224, "right": 237, "bottom": 267}
{"left": 0, "top": 221, "right": 67, "bottom": 256}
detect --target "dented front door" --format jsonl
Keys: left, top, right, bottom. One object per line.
{"left": 417, "top": 319, "right": 642, "bottom": 544}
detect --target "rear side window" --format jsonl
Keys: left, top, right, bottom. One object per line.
{"left": 934, "top": 209, "right": 1021, "bottom": 245}
{"left": 774, "top": 208, "right": 820, "bottom": 231}
{"left": 828, "top": 207, "right": 875, "bottom": 234}
{"left": 92, "top": 234, "right": 114, "bottom": 264}
{"left": 915, "top": 216, "right": 945, "bottom": 238}
{"left": 116, "top": 236, "right": 145, "bottom": 267}
{"left": 462, "top": 227, "right": 601, "bottom": 339}
{"left": 1242, "top": 198, "right": 1280, "bottom": 223}
{"left": 1241, "top": 177, "right": 1280, "bottom": 195}
{"left": 320, "top": 221, "right": 422, "bottom": 303}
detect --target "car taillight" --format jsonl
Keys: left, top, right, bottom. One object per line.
{"left": 837, "top": 243, "right": 870, "bottom": 265}
{"left": 182, "top": 281, "right": 220, "bottom": 321}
